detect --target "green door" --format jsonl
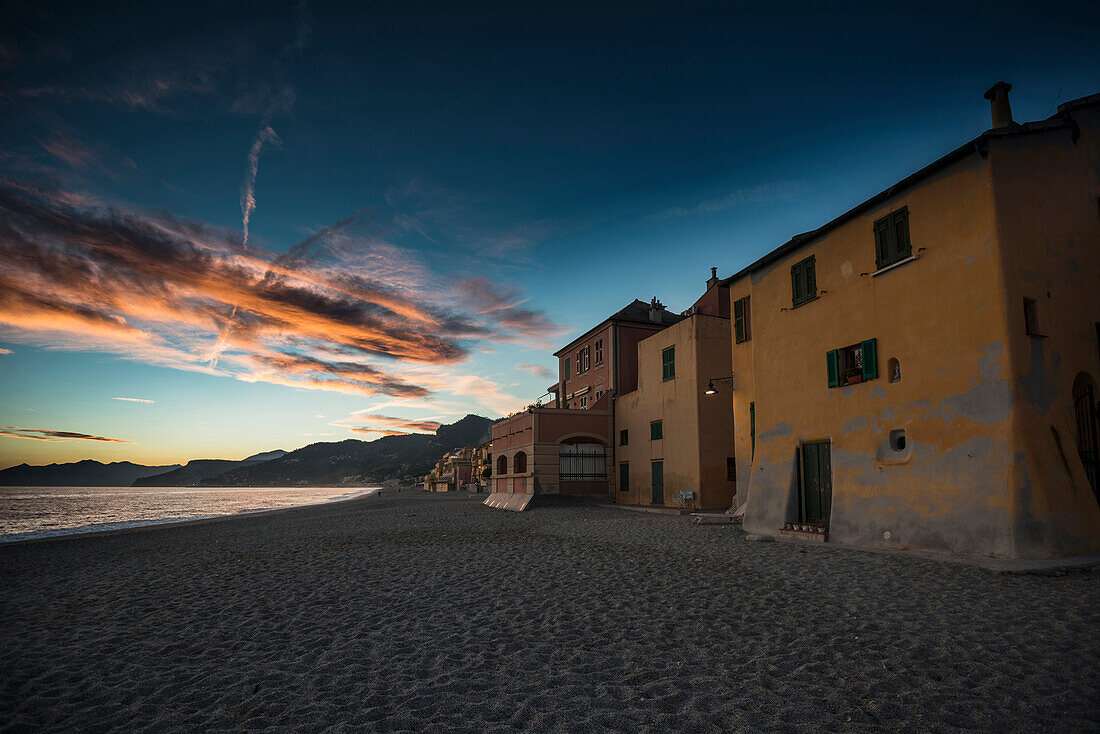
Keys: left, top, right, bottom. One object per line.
{"left": 651, "top": 461, "right": 664, "bottom": 505}
{"left": 801, "top": 441, "right": 832, "bottom": 524}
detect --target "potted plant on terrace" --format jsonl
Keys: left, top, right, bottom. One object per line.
{"left": 844, "top": 367, "right": 862, "bottom": 385}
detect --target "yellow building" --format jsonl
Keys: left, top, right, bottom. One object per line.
{"left": 615, "top": 303, "right": 737, "bottom": 510}
{"left": 725, "top": 85, "right": 1100, "bottom": 559}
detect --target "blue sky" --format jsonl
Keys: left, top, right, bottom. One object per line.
{"left": 1, "top": 0, "right": 1098, "bottom": 466}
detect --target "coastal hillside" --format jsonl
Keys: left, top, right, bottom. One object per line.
{"left": 0, "top": 460, "right": 183, "bottom": 487}
{"left": 133, "top": 451, "right": 287, "bottom": 486}
{"left": 209, "top": 414, "right": 493, "bottom": 486}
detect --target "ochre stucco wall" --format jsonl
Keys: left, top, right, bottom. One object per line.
{"left": 737, "top": 153, "right": 1027, "bottom": 556}
{"left": 989, "top": 108, "right": 1100, "bottom": 556}
{"left": 733, "top": 112, "right": 1100, "bottom": 559}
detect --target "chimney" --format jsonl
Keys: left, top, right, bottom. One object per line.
{"left": 707, "top": 266, "right": 719, "bottom": 288}
{"left": 648, "top": 297, "right": 665, "bottom": 323}
{"left": 983, "top": 81, "right": 1015, "bottom": 129}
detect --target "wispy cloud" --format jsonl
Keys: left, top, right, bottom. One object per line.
{"left": 240, "top": 126, "right": 281, "bottom": 247}
{"left": 0, "top": 180, "right": 560, "bottom": 409}
{"left": 653, "top": 181, "right": 803, "bottom": 219}
{"left": 112, "top": 397, "right": 154, "bottom": 403}
{"left": 0, "top": 426, "right": 130, "bottom": 443}
{"left": 344, "top": 414, "right": 443, "bottom": 438}
{"left": 516, "top": 363, "right": 553, "bottom": 379}
{"left": 0, "top": 348, "right": 11, "bottom": 355}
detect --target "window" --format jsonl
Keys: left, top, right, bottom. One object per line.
{"left": 595, "top": 390, "right": 604, "bottom": 401}
{"left": 827, "top": 338, "right": 878, "bottom": 387}
{"left": 619, "top": 462, "right": 629, "bottom": 492}
{"left": 650, "top": 420, "right": 663, "bottom": 440}
{"left": 594, "top": 339, "right": 604, "bottom": 364}
{"left": 564, "top": 357, "right": 570, "bottom": 381}
{"left": 1024, "top": 298, "right": 1044, "bottom": 336}
{"left": 873, "top": 207, "right": 912, "bottom": 270}
{"left": 514, "top": 451, "right": 527, "bottom": 473}
{"left": 734, "top": 296, "right": 751, "bottom": 343}
{"left": 620, "top": 429, "right": 629, "bottom": 446}
{"left": 497, "top": 455, "right": 508, "bottom": 475}
{"left": 579, "top": 396, "right": 588, "bottom": 409}
{"left": 576, "top": 347, "right": 594, "bottom": 376}
{"left": 727, "top": 457, "right": 736, "bottom": 482}
{"left": 791, "top": 255, "right": 817, "bottom": 307}
{"left": 662, "top": 346, "right": 675, "bottom": 381}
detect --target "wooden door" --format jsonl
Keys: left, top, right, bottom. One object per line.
{"left": 801, "top": 441, "right": 832, "bottom": 524}
{"left": 651, "top": 461, "right": 664, "bottom": 505}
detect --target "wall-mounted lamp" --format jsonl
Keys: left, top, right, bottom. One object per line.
{"left": 704, "top": 375, "right": 735, "bottom": 395}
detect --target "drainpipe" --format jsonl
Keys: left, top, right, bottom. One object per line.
{"left": 611, "top": 324, "right": 619, "bottom": 492}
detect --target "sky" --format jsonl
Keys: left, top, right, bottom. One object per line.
{"left": 1, "top": 0, "right": 1098, "bottom": 467}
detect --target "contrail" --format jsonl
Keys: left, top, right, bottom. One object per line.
{"left": 216, "top": 0, "right": 311, "bottom": 365}
{"left": 239, "top": 125, "right": 280, "bottom": 247}
{"left": 235, "top": 1, "right": 311, "bottom": 248}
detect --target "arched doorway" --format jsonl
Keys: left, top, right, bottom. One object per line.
{"left": 514, "top": 451, "right": 527, "bottom": 474}
{"left": 497, "top": 454, "right": 508, "bottom": 476}
{"left": 1073, "top": 373, "right": 1099, "bottom": 503}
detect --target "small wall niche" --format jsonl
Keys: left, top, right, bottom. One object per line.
{"left": 888, "top": 358, "right": 901, "bottom": 383}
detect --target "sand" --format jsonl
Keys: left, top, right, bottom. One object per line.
{"left": 1, "top": 491, "right": 1097, "bottom": 733}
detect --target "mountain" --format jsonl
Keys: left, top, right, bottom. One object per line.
{"left": 210, "top": 414, "right": 493, "bottom": 486}
{"left": 0, "top": 460, "right": 183, "bottom": 487}
{"left": 133, "top": 450, "right": 287, "bottom": 486}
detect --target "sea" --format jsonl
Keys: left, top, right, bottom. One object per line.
{"left": 0, "top": 485, "right": 379, "bottom": 543}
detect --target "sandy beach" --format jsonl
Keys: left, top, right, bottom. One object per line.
{"left": 1, "top": 490, "right": 1097, "bottom": 733}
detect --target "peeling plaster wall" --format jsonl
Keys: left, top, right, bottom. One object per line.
{"left": 732, "top": 151, "right": 1043, "bottom": 557}
{"left": 990, "top": 105, "right": 1100, "bottom": 557}
{"left": 730, "top": 107, "right": 1100, "bottom": 559}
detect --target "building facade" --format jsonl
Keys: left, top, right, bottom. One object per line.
{"left": 728, "top": 86, "right": 1100, "bottom": 559}
{"left": 614, "top": 310, "right": 736, "bottom": 510}
{"left": 488, "top": 299, "right": 680, "bottom": 507}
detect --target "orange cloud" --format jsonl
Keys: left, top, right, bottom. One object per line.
{"left": 0, "top": 181, "right": 564, "bottom": 403}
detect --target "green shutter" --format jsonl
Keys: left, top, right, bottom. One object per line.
{"left": 734, "top": 298, "right": 744, "bottom": 342}
{"left": 874, "top": 219, "right": 889, "bottom": 269}
{"left": 805, "top": 257, "right": 816, "bottom": 297}
{"left": 749, "top": 402, "right": 756, "bottom": 459}
{"left": 892, "top": 209, "right": 911, "bottom": 259}
{"left": 743, "top": 296, "right": 751, "bottom": 340}
{"left": 791, "top": 261, "right": 801, "bottom": 305}
{"left": 827, "top": 349, "right": 840, "bottom": 388}
{"left": 861, "top": 338, "right": 878, "bottom": 380}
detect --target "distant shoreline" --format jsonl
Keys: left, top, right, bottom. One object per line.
{"left": 0, "top": 485, "right": 396, "bottom": 546}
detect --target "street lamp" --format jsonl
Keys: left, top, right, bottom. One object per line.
{"left": 704, "top": 375, "right": 734, "bottom": 395}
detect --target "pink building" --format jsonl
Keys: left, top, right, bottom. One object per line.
{"left": 487, "top": 275, "right": 730, "bottom": 511}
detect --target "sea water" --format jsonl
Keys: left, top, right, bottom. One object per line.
{"left": 0, "top": 485, "right": 379, "bottom": 542}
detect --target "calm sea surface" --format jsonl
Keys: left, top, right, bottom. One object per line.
{"left": 0, "top": 486, "right": 379, "bottom": 542}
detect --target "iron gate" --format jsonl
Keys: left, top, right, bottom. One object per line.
{"left": 559, "top": 443, "right": 606, "bottom": 480}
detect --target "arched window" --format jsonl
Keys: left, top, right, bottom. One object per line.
{"left": 514, "top": 451, "right": 527, "bottom": 474}
{"left": 497, "top": 454, "right": 508, "bottom": 476}
{"left": 1073, "top": 372, "right": 1098, "bottom": 501}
